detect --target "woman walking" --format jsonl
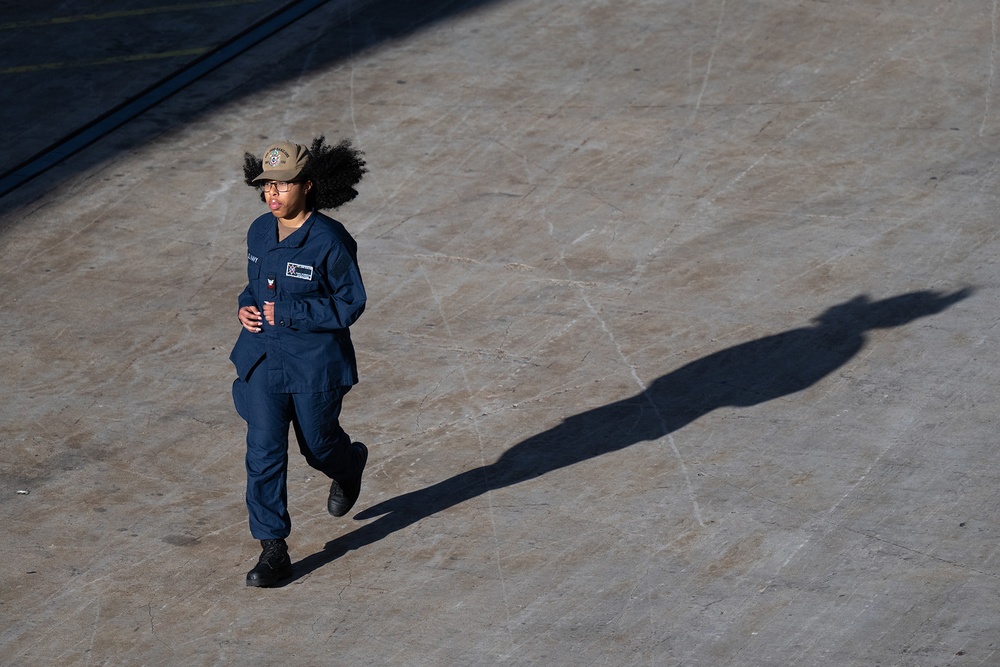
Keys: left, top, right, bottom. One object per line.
{"left": 230, "top": 137, "right": 369, "bottom": 587}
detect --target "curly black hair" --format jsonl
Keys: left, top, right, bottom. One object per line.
{"left": 243, "top": 136, "right": 367, "bottom": 210}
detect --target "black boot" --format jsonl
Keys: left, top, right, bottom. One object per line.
{"left": 246, "top": 538, "right": 292, "bottom": 587}
{"left": 328, "top": 442, "right": 369, "bottom": 517}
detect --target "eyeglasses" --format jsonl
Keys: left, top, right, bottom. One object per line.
{"left": 258, "top": 181, "right": 296, "bottom": 193}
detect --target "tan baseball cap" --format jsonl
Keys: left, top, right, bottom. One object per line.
{"left": 252, "top": 141, "right": 310, "bottom": 182}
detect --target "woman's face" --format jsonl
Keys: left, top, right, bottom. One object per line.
{"left": 260, "top": 180, "right": 311, "bottom": 220}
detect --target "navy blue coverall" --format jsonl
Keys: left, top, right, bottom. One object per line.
{"left": 230, "top": 210, "right": 367, "bottom": 540}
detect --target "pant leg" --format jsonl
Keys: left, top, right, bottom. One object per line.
{"left": 290, "top": 386, "right": 364, "bottom": 484}
{"left": 233, "top": 364, "right": 294, "bottom": 540}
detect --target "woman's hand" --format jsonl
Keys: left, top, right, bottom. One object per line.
{"left": 239, "top": 305, "right": 263, "bottom": 333}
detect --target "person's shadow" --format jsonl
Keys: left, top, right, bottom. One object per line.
{"left": 288, "top": 288, "right": 972, "bottom": 582}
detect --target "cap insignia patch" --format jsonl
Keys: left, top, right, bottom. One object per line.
{"left": 266, "top": 149, "right": 283, "bottom": 166}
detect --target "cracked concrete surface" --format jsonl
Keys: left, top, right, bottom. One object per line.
{"left": 2, "top": 0, "right": 999, "bottom": 665}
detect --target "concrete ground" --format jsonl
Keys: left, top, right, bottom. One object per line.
{"left": 1, "top": 0, "right": 998, "bottom": 665}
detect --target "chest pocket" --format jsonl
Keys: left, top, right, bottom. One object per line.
{"left": 247, "top": 260, "right": 261, "bottom": 290}
{"left": 284, "top": 279, "right": 320, "bottom": 296}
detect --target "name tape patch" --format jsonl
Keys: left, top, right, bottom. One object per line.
{"left": 286, "top": 262, "right": 314, "bottom": 280}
